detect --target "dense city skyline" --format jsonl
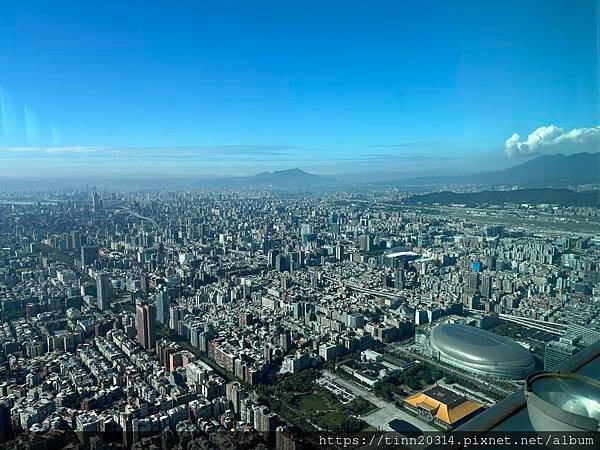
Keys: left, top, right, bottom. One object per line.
{"left": 0, "top": 185, "right": 598, "bottom": 449}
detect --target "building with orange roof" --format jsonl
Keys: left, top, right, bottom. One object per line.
{"left": 404, "top": 385, "right": 484, "bottom": 429}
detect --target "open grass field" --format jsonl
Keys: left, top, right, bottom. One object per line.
{"left": 260, "top": 370, "right": 377, "bottom": 432}
{"left": 291, "top": 390, "right": 377, "bottom": 431}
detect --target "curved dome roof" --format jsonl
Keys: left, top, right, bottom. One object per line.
{"left": 430, "top": 323, "right": 535, "bottom": 378}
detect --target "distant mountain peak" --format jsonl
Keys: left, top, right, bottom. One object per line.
{"left": 251, "top": 168, "right": 311, "bottom": 177}
{"left": 242, "top": 168, "right": 327, "bottom": 187}
{"left": 395, "top": 151, "right": 600, "bottom": 187}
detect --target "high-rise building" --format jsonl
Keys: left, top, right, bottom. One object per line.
{"left": 394, "top": 269, "right": 405, "bottom": 289}
{"left": 239, "top": 312, "right": 254, "bottom": 328}
{"left": 157, "top": 339, "right": 180, "bottom": 371}
{"left": 292, "top": 302, "right": 304, "bottom": 320}
{"left": 136, "top": 302, "right": 157, "bottom": 351}
{"left": 463, "top": 292, "right": 481, "bottom": 310}
{"left": 544, "top": 339, "right": 579, "bottom": 371}
{"left": 96, "top": 272, "right": 111, "bottom": 310}
{"left": 81, "top": 245, "right": 98, "bottom": 268}
{"left": 275, "top": 254, "right": 289, "bottom": 272}
{"left": 359, "top": 235, "right": 371, "bottom": 252}
{"left": 466, "top": 272, "right": 480, "bottom": 294}
{"left": 335, "top": 243, "right": 344, "bottom": 261}
{"left": 92, "top": 192, "right": 101, "bottom": 212}
{"left": 275, "top": 425, "right": 297, "bottom": 450}
{"left": 169, "top": 305, "right": 185, "bottom": 331}
{"left": 0, "top": 402, "right": 13, "bottom": 443}
{"left": 279, "top": 331, "right": 291, "bottom": 352}
{"left": 300, "top": 223, "right": 313, "bottom": 236}
{"left": 345, "top": 313, "right": 365, "bottom": 329}
{"left": 156, "top": 289, "right": 170, "bottom": 323}
{"left": 226, "top": 381, "right": 243, "bottom": 414}
{"left": 268, "top": 249, "right": 278, "bottom": 268}
{"left": 481, "top": 274, "right": 493, "bottom": 299}
{"left": 417, "top": 233, "right": 431, "bottom": 247}
{"left": 140, "top": 272, "right": 150, "bottom": 294}
{"left": 381, "top": 272, "right": 389, "bottom": 288}
{"left": 484, "top": 255, "right": 497, "bottom": 271}
{"left": 70, "top": 231, "right": 82, "bottom": 250}
{"left": 415, "top": 309, "right": 428, "bottom": 325}
{"left": 253, "top": 405, "right": 278, "bottom": 434}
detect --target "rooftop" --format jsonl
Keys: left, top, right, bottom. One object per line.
{"left": 405, "top": 385, "right": 484, "bottom": 426}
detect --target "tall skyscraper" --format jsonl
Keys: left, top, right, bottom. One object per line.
{"left": 335, "top": 243, "right": 344, "bottom": 261}
{"left": 156, "top": 289, "right": 170, "bottom": 323}
{"left": 466, "top": 272, "right": 480, "bottom": 294}
{"left": 279, "top": 331, "right": 291, "bottom": 352}
{"left": 359, "top": 234, "right": 371, "bottom": 252}
{"left": 268, "top": 249, "right": 278, "bottom": 268}
{"left": 481, "top": 274, "right": 493, "bottom": 299}
{"left": 70, "top": 231, "right": 82, "bottom": 250}
{"left": 275, "top": 254, "right": 289, "bottom": 272}
{"left": 92, "top": 192, "right": 101, "bottom": 212}
{"left": 226, "top": 381, "right": 243, "bottom": 415}
{"left": 394, "top": 269, "right": 405, "bottom": 289}
{"left": 0, "top": 402, "right": 13, "bottom": 443}
{"left": 136, "top": 302, "right": 157, "bottom": 351}
{"left": 291, "top": 302, "right": 303, "bottom": 320}
{"left": 169, "top": 305, "right": 185, "bottom": 331}
{"left": 81, "top": 245, "right": 99, "bottom": 268}
{"left": 140, "top": 272, "right": 150, "bottom": 294}
{"left": 96, "top": 272, "right": 111, "bottom": 311}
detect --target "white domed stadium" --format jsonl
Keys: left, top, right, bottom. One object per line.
{"left": 430, "top": 323, "right": 536, "bottom": 379}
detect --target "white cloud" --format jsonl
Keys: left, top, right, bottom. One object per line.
{"left": 504, "top": 125, "right": 600, "bottom": 157}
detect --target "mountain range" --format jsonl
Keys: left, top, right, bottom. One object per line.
{"left": 245, "top": 168, "right": 327, "bottom": 186}
{"left": 395, "top": 152, "right": 600, "bottom": 187}
{"left": 202, "top": 152, "right": 599, "bottom": 189}
{"left": 3, "top": 152, "right": 595, "bottom": 190}
{"left": 201, "top": 168, "right": 332, "bottom": 189}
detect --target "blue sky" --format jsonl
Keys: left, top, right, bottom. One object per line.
{"left": 0, "top": 0, "right": 597, "bottom": 179}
